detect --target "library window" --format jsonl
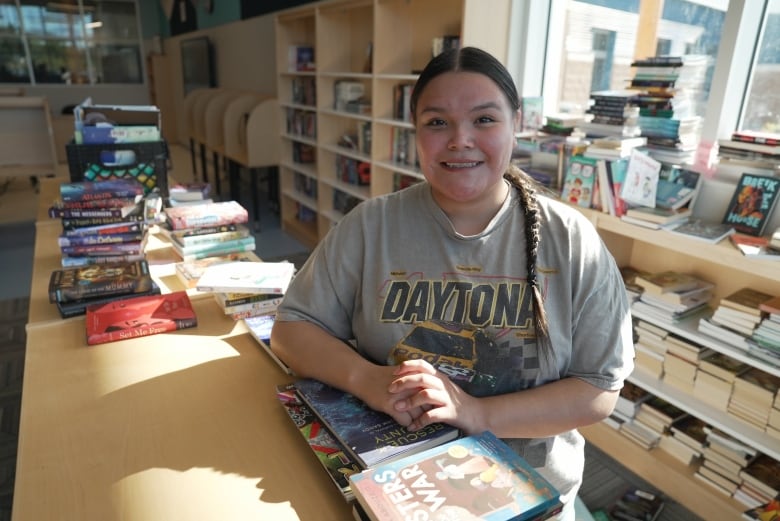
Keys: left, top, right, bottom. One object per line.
{"left": 740, "top": 0, "right": 780, "bottom": 133}
{"left": 548, "top": 0, "right": 727, "bottom": 117}
{"left": 0, "top": 0, "right": 141, "bottom": 85}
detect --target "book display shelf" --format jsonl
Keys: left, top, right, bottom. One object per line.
{"left": 274, "top": 0, "right": 511, "bottom": 248}
{"left": 577, "top": 207, "right": 780, "bottom": 521}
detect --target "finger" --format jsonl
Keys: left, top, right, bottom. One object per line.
{"left": 394, "top": 359, "right": 437, "bottom": 376}
{"left": 388, "top": 372, "right": 440, "bottom": 394}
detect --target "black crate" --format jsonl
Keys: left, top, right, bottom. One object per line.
{"left": 65, "top": 140, "right": 170, "bottom": 197}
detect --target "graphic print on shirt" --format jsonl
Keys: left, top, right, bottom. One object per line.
{"left": 380, "top": 272, "right": 543, "bottom": 396}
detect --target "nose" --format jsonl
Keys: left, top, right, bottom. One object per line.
{"left": 447, "top": 124, "right": 474, "bottom": 150}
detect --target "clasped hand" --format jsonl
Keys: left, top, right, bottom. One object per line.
{"left": 365, "top": 359, "right": 479, "bottom": 434}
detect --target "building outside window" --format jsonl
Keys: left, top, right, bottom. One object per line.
{"left": 0, "top": 0, "right": 141, "bottom": 85}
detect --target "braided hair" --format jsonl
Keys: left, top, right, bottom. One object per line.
{"left": 409, "top": 47, "right": 552, "bottom": 355}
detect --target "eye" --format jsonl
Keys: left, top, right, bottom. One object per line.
{"left": 476, "top": 115, "right": 497, "bottom": 124}
{"left": 423, "top": 118, "right": 447, "bottom": 127}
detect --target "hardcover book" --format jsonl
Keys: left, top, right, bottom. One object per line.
{"left": 85, "top": 291, "right": 197, "bottom": 345}
{"left": 293, "top": 378, "right": 461, "bottom": 469}
{"left": 349, "top": 431, "right": 562, "bottom": 521}
{"left": 620, "top": 149, "right": 662, "bottom": 207}
{"left": 276, "top": 384, "right": 358, "bottom": 500}
{"left": 560, "top": 155, "right": 598, "bottom": 208}
{"left": 48, "top": 260, "right": 154, "bottom": 303}
{"left": 722, "top": 173, "right": 780, "bottom": 236}
{"left": 164, "top": 200, "right": 249, "bottom": 230}
{"left": 195, "top": 261, "right": 296, "bottom": 295}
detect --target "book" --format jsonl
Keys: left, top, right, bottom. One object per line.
{"left": 730, "top": 234, "right": 780, "bottom": 260}
{"left": 169, "top": 225, "right": 251, "bottom": 248}
{"left": 48, "top": 260, "right": 154, "bottom": 303}
{"left": 620, "top": 149, "right": 662, "bottom": 207}
{"left": 634, "top": 270, "right": 704, "bottom": 295}
{"left": 349, "top": 431, "right": 562, "bottom": 521}
{"left": 195, "top": 261, "right": 296, "bottom": 295}
{"left": 560, "top": 155, "right": 598, "bottom": 208}
{"left": 55, "top": 283, "right": 161, "bottom": 319}
{"left": 293, "top": 378, "right": 461, "bottom": 469}
{"left": 164, "top": 200, "right": 249, "bottom": 230}
{"left": 59, "top": 179, "right": 144, "bottom": 203}
{"left": 85, "top": 291, "right": 197, "bottom": 345}
{"left": 170, "top": 235, "right": 256, "bottom": 256}
{"left": 742, "top": 497, "right": 780, "bottom": 521}
{"left": 57, "top": 232, "right": 144, "bottom": 248}
{"left": 244, "top": 314, "right": 293, "bottom": 374}
{"left": 722, "top": 174, "right": 780, "bottom": 236}
{"left": 622, "top": 205, "right": 691, "bottom": 226}
{"left": 220, "top": 296, "right": 283, "bottom": 317}
{"left": 655, "top": 168, "right": 701, "bottom": 210}
{"left": 276, "top": 384, "right": 358, "bottom": 500}
{"left": 173, "top": 251, "right": 261, "bottom": 289}
{"left": 168, "top": 182, "right": 211, "bottom": 202}
{"left": 721, "top": 287, "right": 777, "bottom": 317}
{"left": 740, "top": 454, "right": 780, "bottom": 499}
{"left": 174, "top": 238, "right": 257, "bottom": 261}
{"left": 610, "top": 487, "right": 665, "bottom": 521}
{"left": 666, "top": 219, "right": 735, "bottom": 244}
{"left": 732, "top": 130, "right": 780, "bottom": 147}
{"left": 48, "top": 201, "right": 141, "bottom": 219}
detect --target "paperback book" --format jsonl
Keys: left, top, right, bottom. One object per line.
{"left": 293, "top": 378, "right": 461, "bottom": 469}
{"left": 722, "top": 173, "right": 780, "bottom": 236}
{"left": 560, "top": 155, "right": 598, "bottom": 208}
{"left": 164, "top": 200, "right": 249, "bottom": 230}
{"left": 349, "top": 431, "right": 562, "bottom": 521}
{"left": 195, "top": 261, "right": 296, "bottom": 295}
{"left": 667, "top": 219, "right": 735, "bottom": 244}
{"left": 730, "top": 234, "right": 780, "bottom": 260}
{"left": 59, "top": 179, "right": 144, "bottom": 203}
{"left": 174, "top": 251, "right": 261, "bottom": 288}
{"left": 56, "top": 283, "right": 161, "bottom": 319}
{"left": 85, "top": 290, "right": 197, "bottom": 345}
{"left": 48, "top": 260, "right": 154, "bottom": 303}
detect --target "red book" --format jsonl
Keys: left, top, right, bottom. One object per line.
{"left": 731, "top": 130, "right": 780, "bottom": 147}
{"left": 85, "top": 291, "right": 197, "bottom": 345}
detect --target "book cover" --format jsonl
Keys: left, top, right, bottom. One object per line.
{"left": 174, "top": 251, "right": 260, "bottom": 289}
{"left": 164, "top": 200, "right": 249, "bottom": 230}
{"left": 620, "top": 149, "right": 662, "bottom": 207}
{"left": 560, "top": 155, "right": 598, "bottom": 208}
{"left": 276, "top": 384, "right": 359, "bottom": 500}
{"left": 60, "top": 242, "right": 144, "bottom": 257}
{"left": 195, "top": 261, "right": 296, "bottom": 295}
{"left": 48, "top": 201, "right": 141, "bottom": 219}
{"left": 732, "top": 130, "right": 780, "bottom": 147}
{"left": 56, "top": 283, "right": 161, "bottom": 319}
{"left": 667, "top": 219, "right": 735, "bottom": 244}
{"left": 48, "top": 260, "right": 154, "bottom": 303}
{"left": 722, "top": 174, "right": 780, "bottom": 236}
{"left": 85, "top": 291, "right": 197, "bottom": 345}
{"left": 655, "top": 168, "right": 701, "bottom": 210}
{"left": 245, "top": 314, "right": 292, "bottom": 374}
{"left": 293, "top": 378, "right": 461, "bottom": 469}
{"left": 349, "top": 431, "right": 562, "bottom": 521}
{"left": 59, "top": 179, "right": 144, "bottom": 202}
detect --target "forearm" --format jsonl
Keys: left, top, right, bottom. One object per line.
{"left": 471, "top": 378, "right": 618, "bottom": 438}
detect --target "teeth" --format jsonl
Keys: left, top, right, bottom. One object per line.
{"left": 445, "top": 162, "right": 479, "bottom": 168}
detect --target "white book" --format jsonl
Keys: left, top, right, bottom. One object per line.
{"left": 195, "top": 261, "right": 296, "bottom": 295}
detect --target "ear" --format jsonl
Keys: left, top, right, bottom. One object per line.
{"left": 513, "top": 109, "right": 522, "bottom": 133}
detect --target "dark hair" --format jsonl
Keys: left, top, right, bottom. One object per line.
{"left": 410, "top": 47, "right": 552, "bottom": 357}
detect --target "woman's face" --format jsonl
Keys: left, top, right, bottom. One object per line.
{"left": 414, "top": 71, "right": 520, "bottom": 210}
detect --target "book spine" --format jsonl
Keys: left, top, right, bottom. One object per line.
{"left": 180, "top": 242, "right": 256, "bottom": 261}
{"left": 58, "top": 198, "right": 138, "bottom": 210}
{"left": 216, "top": 292, "right": 279, "bottom": 307}
{"left": 49, "top": 207, "right": 128, "bottom": 219}
{"left": 60, "top": 242, "right": 143, "bottom": 256}
{"left": 731, "top": 133, "right": 780, "bottom": 146}
{"left": 222, "top": 297, "right": 283, "bottom": 315}
{"left": 61, "top": 253, "right": 145, "bottom": 267}
{"left": 60, "top": 187, "right": 143, "bottom": 203}
{"left": 58, "top": 233, "right": 143, "bottom": 247}
{"left": 172, "top": 223, "right": 238, "bottom": 238}
{"left": 87, "top": 317, "right": 197, "bottom": 345}
{"left": 61, "top": 215, "right": 144, "bottom": 230}
{"left": 173, "top": 229, "right": 249, "bottom": 248}
{"left": 176, "top": 236, "right": 254, "bottom": 255}
{"left": 63, "top": 222, "right": 143, "bottom": 237}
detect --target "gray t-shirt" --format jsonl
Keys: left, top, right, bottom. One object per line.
{"left": 276, "top": 180, "right": 635, "bottom": 509}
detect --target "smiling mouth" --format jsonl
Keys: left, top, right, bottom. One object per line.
{"left": 443, "top": 161, "right": 481, "bottom": 168}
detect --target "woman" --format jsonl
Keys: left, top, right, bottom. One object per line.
{"left": 271, "top": 46, "right": 634, "bottom": 519}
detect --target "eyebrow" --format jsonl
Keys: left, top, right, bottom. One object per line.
{"left": 419, "top": 101, "right": 504, "bottom": 115}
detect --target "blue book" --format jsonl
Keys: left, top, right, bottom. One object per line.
{"left": 293, "top": 378, "right": 460, "bottom": 469}
{"left": 349, "top": 431, "right": 562, "bottom": 521}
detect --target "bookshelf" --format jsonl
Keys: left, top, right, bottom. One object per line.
{"left": 578, "top": 206, "right": 780, "bottom": 521}
{"left": 274, "top": 0, "right": 511, "bottom": 248}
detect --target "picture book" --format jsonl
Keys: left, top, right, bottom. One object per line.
{"left": 655, "top": 168, "right": 702, "bottom": 210}
{"left": 667, "top": 219, "right": 735, "bottom": 244}
{"left": 85, "top": 290, "right": 197, "bottom": 345}
{"left": 722, "top": 174, "right": 780, "bottom": 236}
{"left": 293, "top": 378, "right": 461, "bottom": 469}
{"left": 730, "top": 234, "right": 780, "bottom": 260}
{"left": 48, "top": 260, "right": 154, "bottom": 303}
{"left": 521, "top": 96, "right": 544, "bottom": 132}
{"left": 348, "top": 431, "right": 562, "bottom": 521}
{"left": 276, "top": 383, "right": 358, "bottom": 500}
{"left": 164, "top": 200, "right": 249, "bottom": 230}
{"left": 620, "top": 149, "right": 662, "bottom": 207}
{"left": 59, "top": 179, "right": 144, "bottom": 203}
{"left": 244, "top": 314, "right": 293, "bottom": 375}
{"left": 560, "top": 155, "right": 598, "bottom": 208}
{"left": 195, "top": 261, "right": 296, "bottom": 295}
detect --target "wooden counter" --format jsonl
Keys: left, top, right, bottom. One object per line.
{"left": 15, "top": 297, "right": 354, "bottom": 521}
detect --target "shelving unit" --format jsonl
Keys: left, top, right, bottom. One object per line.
{"left": 578, "top": 206, "right": 780, "bottom": 521}
{"left": 274, "top": 0, "right": 511, "bottom": 248}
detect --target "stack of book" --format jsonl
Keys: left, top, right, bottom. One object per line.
{"left": 736, "top": 453, "right": 780, "bottom": 509}
{"left": 629, "top": 55, "right": 708, "bottom": 165}
{"left": 632, "top": 270, "right": 713, "bottom": 324}
{"left": 52, "top": 180, "right": 150, "bottom": 268}
{"left": 748, "top": 296, "right": 780, "bottom": 366}
{"left": 578, "top": 90, "right": 641, "bottom": 138}
{"left": 618, "top": 394, "right": 686, "bottom": 451}
{"left": 349, "top": 431, "right": 563, "bottom": 521}
{"left": 173, "top": 251, "right": 260, "bottom": 290}
{"left": 606, "top": 381, "right": 650, "bottom": 430}
{"left": 662, "top": 334, "right": 714, "bottom": 393}
{"left": 693, "top": 351, "right": 750, "bottom": 412}
{"left": 696, "top": 427, "right": 756, "bottom": 500}
{"left": 48, "top": 259, "right": 159, "bottom": 318}
{"left": 700, "top": 287, "right": 776, "bottom": 352}
{"left": 195, "top": 260, "right": 296, "bottom": 320}
{"left": 717, "top": 130, "right": 780, "bottom": 172}
{"left": 609, "top": 487, "right": 665, "bottom": 521}
{"left": 658, "top": 414, "right": 708, "bottom": 466}
{"left": 727, "top": 367, "right": 780, "bottom": 430}
{"left": 633, "top": 319, "right": 669, "bottom": 379}
{"left": 162, "top": 200, "right": 254, "bottom": 261}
